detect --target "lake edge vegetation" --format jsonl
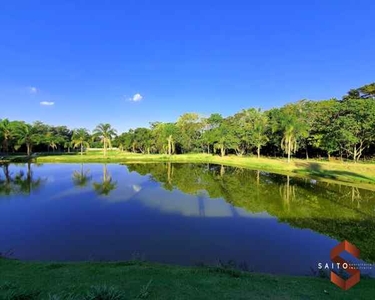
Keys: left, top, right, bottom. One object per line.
{"left": 33, "top": 153, "right": 375, "bottom": 188}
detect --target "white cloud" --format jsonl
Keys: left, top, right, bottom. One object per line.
{"left": 130, "top": 93, "right": 143, "bottom": 102}
{"left": 40, "top": 101, "right": 54, "bottom": 106}
{"left": 29, "top": 87, "right": 38, "bottom": 94}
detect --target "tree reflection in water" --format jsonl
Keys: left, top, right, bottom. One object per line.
{"left": 72, "top": 163, "right": 92, "bottom": 188}
{"left": 0, "top": 162, "right": 43, "bottom": 195}
{"left": 92, "top": 164, "right": 117, "bottom": 196}
{"left": 127, "top": 163, "right": 375, "bottom": 263}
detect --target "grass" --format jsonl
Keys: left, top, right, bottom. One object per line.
{"left": 33, "top": 151, "right": 375, "bottom": 188}
{"left": 1, "top": 258, "right": 374, "bottom": 299}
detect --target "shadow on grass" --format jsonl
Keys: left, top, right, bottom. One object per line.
{"left": 294, "top": 162, "right": 375, "bottom": 183}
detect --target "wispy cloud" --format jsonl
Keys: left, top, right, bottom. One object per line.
{"left": 40, "top": 101, "right": 54, "bottom": 106}
{"left": 29, "top": 86, "right": 38, "bottom": 94}
{"left": 129, "top": 93, "right": 143, "bottom": 102}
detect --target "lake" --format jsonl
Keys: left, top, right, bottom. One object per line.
{"left": 1, "top": 162, "right": 374, "bottom": 276}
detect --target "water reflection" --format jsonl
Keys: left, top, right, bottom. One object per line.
{"left": 127, "top": 163, "right": 375, "bottom": 263}
{"left": 279, "top": 175, "right": 295, "bottom": 209}
{"left": 72, "top": 164, "right": 92, "bottom": 188}
{"left": 92, "top": 164, "right": 117, "bottom": 196}
{"left": 0, "top": 163, "right": 44, "bottom": 195}
{"left": 1, "top": 162, "right": 375, "bottom": 274}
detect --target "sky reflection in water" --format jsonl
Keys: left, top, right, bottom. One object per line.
{"left": 0, "top": 162, "right": 374, "bottom": 276}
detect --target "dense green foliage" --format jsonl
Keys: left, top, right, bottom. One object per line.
{"left": 1, "top": 83, "right": 375, "bottom": 161}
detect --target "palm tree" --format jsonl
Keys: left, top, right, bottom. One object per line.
{"left": 71, "top": 128, "right": 90, "bottom": 155}
{"left": 93, "top": 124, "right": 117, "bottom": 156}
{"left": 45, "top": 132, "right": 59, "bottom": 152}
{"left": 280, "top": 124, "right": 298, "bottom": 163}
{"left": 167, "top": 135, "right": 175, "bottom": 155}
{"left": 72, "top": 164, "right": 92, "bottom": 187}
{"left": 273, "top": 104, "right": 309, "bottom": 163}
{"left": 12, "top": 123, "right": 40, "bottom": 156}
{"left": 92, "top": 164, "right": 117, "bottom": 195}
{"left": 0, "top": 119, "right": 13, "bottom": 153}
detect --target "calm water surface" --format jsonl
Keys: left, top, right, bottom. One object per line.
{"left": 1, "top": 162, "right": 374, "bottom": 276}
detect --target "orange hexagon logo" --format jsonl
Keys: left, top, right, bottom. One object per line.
{"left": 330, "top": 240, "right": 360, "bottom": 290}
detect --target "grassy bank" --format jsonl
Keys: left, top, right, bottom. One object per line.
{"left": 34, "top": 152, "right": 375, "bottom": 187}
{"left": 0, "top": 258, "right": 374, "bottom": 300}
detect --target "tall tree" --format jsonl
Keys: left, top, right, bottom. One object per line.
{"left": 151, "top": 122, "right": 179, "bottom": 155}
{"left": 235, "top": 109, "right": 269, "bottom": 158}
{"left": 176, "top": 113, "right": 203, "bottom": 153}
{"left": 273, "top": 104, "right": 309, "bottom": 163}
{"left": 93, "top": 124, "right": 117, "bottom": 156}
{"left": 334, "top": 99, "right": 375, "bottom": 161}
{"left": 201, "top": 113, "right": 223, "bottom": 154}
{"left": 71, "top": 128, "right": 90, "bottom": 155}
{"left": 115, "top": 131, "right": 134, "bottom": 152}
{"left": 12, "top": 122, "right": 42, "bottom": 156}
{"left": 133, "top": 128, "right": 152, "bottom": 154}
{"left": 212, "top": 120, "right": 239, "bottom": 157}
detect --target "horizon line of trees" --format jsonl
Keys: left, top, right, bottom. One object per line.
{"left": 1, "top": 82, "right": 375, "bottom": 162}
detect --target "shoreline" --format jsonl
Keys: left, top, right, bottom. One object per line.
{"left": 2, "top": 152, "right": 375, "bottom": 189}
{"left": 29, "top": 152, "right": 375, "bottom": 190}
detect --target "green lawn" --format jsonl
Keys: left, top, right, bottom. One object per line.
{"left": 1, "top": 258, "right": 374, "bottom": 300}
{"left": 32, "top": 152, "right": 375, "bottom": 189}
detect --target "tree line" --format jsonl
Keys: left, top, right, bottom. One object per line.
{"left": 1, "top": 82, "right": 374, "bottom": 162}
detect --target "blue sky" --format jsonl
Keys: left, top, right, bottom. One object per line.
{"left": 1, "top": 1, "right": 374, "bottom": 132}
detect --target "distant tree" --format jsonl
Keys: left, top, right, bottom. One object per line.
{"left": 51, "top": 126, "right": 72, "bottom": 151}
{"left": 212, "top": 120, "right": 239, "bottom": 157}
{"left": 342, "top": 89, "right": 360, "bottom": 101}
{"left": 201, "top": 113, "right": 223, "bottom": 154}
{"left": 115, "top": 131, "right": 135, "bottom": 152}
{"left": 151, "top": 122, "right": 179, "bottom": 155}
{"left": 71, "top": 128, "right": 90, "bottom": 155}
{"left": 0, "top": 119, "right": 13, "bottom": 153}
{"left": 133, "top": 128, "right": 152, "bottom": 154}
{"left": 334, "top": 99, "right": 375, "bottom": 161}
{"left": 12, "top": 122, "right": 43, "bottom": 156}
{"left": 235, "top": 108, "right": 269, "bottom": 158}
{"left": 176, "top": 113, "right": 203, "bottom": 152}
{"left": 45, "top": 132, "right": 65, "bottom": 152}
{"left": 273, "top": 104, "right": 309, "bottom": 163}
{"left": 357, "top": 82, "right": 375, "bottom": 99}
{"left": 310, "top": 100, "right": 341, "bottom": 159}
{"left": 93, "top": 124, "right": 117, "bottom": 156}
{"left": 342, "top": 82, "right": 375, "bottom": 101}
